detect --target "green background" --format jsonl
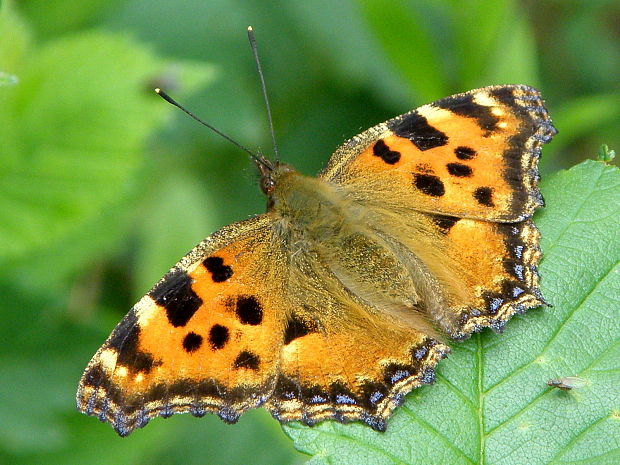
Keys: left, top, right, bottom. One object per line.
{"left": 0, "top": 1, "right": 618, "bottom": 464}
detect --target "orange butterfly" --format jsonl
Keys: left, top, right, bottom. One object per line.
{"left": 76, "top": 31, "right": 556, "bottom": 438}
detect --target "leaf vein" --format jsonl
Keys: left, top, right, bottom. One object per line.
{"left": 401, "top": 405, "right": 477, "bottom": 464}
{"left": 547, "top": 414, "right": 616, "bottom": 464}
{"left": 435, "top": 372, "right": 477, "bottom": 410}
{"left": 286, "top": 424, "right": 408, "bottom": 465}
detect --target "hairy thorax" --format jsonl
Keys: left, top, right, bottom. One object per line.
{"left": 268, "top": 168, "right": 442, "bottom": 333}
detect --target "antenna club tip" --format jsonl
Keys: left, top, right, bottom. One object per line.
{"left": 247, "top": 26, "right": 253, "bottom": 31}
{"left": 154, "top": 87, "right": 161, "bottom": 94}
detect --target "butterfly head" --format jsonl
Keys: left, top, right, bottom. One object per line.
{"left": 257, "top": 157, "right": 295, "bottom": 196}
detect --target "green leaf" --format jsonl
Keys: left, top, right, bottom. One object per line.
{"left": 597, "top": 145, "right": 616, "bottom": 163}
{"left": 356, "top": 0, "right": 449, "bottom": 101}
{"left": 480, "top": 9, "right": 540, "bottom": 87}
{"left": 545, "top": 94, "right": 620, "bottom": 163}
{"left": 0, "top": 0, "right": 31, "bottom": 72}
{"left": 449, "top": 0, "right": 514, "bottom": 88}
{"left": 0, "top": 27, "right": 214, "bottom": 264}
{"left": 0, "top": 31, "right": 157, "bottom": 260}
{"left": 133, "top": 172, "right": 221, "bottom": 297}
{"left": 285, "top": 159, "right": 620, "bottom": 464}
{"left": 18, "top": 0, "right": 123, "bottom": 38}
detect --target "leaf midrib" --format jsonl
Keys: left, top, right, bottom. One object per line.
{"left": 477, "top": 334, "right": 485, "bottom": 465}
{"left": 401, "top": 405, "right": 476, "bottom": 464}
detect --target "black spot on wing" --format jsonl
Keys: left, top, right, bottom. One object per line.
{"left": 358, "top": 380, "right": 388, "bottom": 411}
{"left": 234, "top": 351, "right": 260, "bottom": 370}
{"left": 501, "top": 279, "right": 527, "bottom": 300}
{"left": 203, "top": 256, "right": 233, "bottom": 282}
{"left": 489, "top": 86, "right": 517, "bottom": 108}
{"left": 80, "top": 363, "right": 107, "bottom": 390}
{"left": 389, "top": 111, "right": 448, "bottom": 151}
{"left": 447, "top": 162, "right": 473, "bottom": 177}
{"left": 284, "top": 314, "right": 318, "bottom": 345}
{"left": 209, "top": 324, "right": 229, "bottom": 350}
{"left": 108, "top": 309, "right": 160, "bottom": 374}
{"left": 431, "top": 214, "right": 460, "bottom": 233}
{"left": 413, "top": 173, "right": 445, "bottom": 197}
{"left": 372, "top": 140, "right": 401, "bottom": 164}
{"left": 455, "top": 146, "right": 477, "bottom": 160}
{"left": 235, "top": 295, "right": 263, "bottom": 325}
{"left": 474, "top": 186, "right": 495, "bottom": 206}
{"left": 435, "top": 93, "right": 499, "bottom": 133}
{"left": 149, "top": 269, "right": 203, "bottom": 327}
{"left": 182, "top": 332, "right": 203, "bottom": 353}
{"left": 503, "top": 258, "right": 526, "bottom": 282}
{"left": 302, "top": 384, "right": 329, "bottom": 405}
{"left": 123, "top": 344, "right": 158, "bottom": 374}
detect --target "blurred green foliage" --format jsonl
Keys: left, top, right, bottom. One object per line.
{"left": 0, "top": 0, "right": 618, "bottom": 464}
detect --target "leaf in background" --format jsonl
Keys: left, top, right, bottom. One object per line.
{"left": 0, "top": 8, "right": 217, "bottom": 460}
{"left": 0, "top": 71, "right": 18, "bottom": 87}
{"left": 18, "top": 0, "right": 124, "bottom": 38}
{"left": 0, "top": 282, "right": 171, "bottom": 461}
{"left": 356, "top": 0, "right": 448, "bottom": 101}
{"left": 481, "top": 9, "right": 540, "bottom": 88}
{"left": 544, "top": 94, "right": 620, "bottom": 167}
{"left": 285, "top": 160, "right": 620, "bottom": 465}
{"left": 136, "top": 410, "right": 301, "bottom": 465}
{"left": 0, "top": 0, "right": 31, "bottom": 72}
{"left": 0, "top": 24, "right": 214, "bottom": 265}
{"left": 0, "top": 32, "right": 154, "bottom": 260}
{"left": 132, "top": 172, "right": 220, "bottom": 298}
{"left": 449, "top": 0, "right": 512, "bottom": 88}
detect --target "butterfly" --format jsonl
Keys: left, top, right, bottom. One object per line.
{"left": 76, "top": 83, "right": 556, "bottom": 436}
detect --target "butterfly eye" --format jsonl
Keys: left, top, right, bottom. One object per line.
{"left": 261, "top": 176, "right": 276, "bottom": 195}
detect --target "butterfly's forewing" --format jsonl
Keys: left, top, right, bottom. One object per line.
{"left": 77, "top": 215, "right": 289, "bottom": 436}
{"left": 322, "top": 85, "right": 555, "bottom": 222}
{"left": 320, "top": 85, "right": 556, "bottom": 338}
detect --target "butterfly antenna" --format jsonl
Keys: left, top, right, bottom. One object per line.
{"left": 247, "top": 26, "right": 280, "bottom": 161}
{"left": 154, "top": 88, "right": 272, "bottom": 170}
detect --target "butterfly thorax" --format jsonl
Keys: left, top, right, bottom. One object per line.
{"left": 267, "top": 166, "right": 426, "bottom": 322}
{"left": 268, "top": 166, "right": 350, "bottom": 232}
